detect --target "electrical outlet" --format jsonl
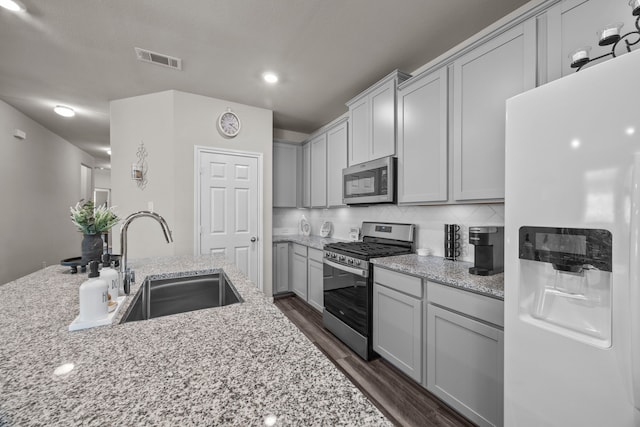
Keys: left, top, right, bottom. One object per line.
{"left": 148, "top": 201, "right": 154, "bottom": 212}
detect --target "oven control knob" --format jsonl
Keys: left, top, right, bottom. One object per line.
{"left": 332, "top": 253, "right": 337, "bottom": 259}
{"left": 339, "top": 256, "right": 345, "bottom": 262}
{"left": 325, "top": 252, "right": 330, "bottom": 258}
{"left": 355, "top": 260, "right": 361, "bottom": 266}
{"left": 347, "top": 259, "right": 353, "bottom": 265}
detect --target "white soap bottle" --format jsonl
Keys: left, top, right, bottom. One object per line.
{"left": 100, "top": 254, "right": 120, "bottom": 307}
{"left": 78, "top": 261, "right": 109, "bottom": 322}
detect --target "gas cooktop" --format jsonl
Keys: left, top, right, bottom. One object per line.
{"left": 323, "top": 241, "right": 411, "bottom": 260}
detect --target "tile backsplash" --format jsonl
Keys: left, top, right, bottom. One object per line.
{"left": 273, "top": 204, "right": 504, "bottom": 263}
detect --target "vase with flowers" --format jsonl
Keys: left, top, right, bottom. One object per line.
{"left": 70, "top": 200, "right": 120, "bottom": 264}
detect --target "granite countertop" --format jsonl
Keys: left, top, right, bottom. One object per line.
{"left": 0, "top": 255, "right": 390, "bottom": 426}
{"left": 272, "top": 234, "right": 347, "bottom": 250}
{"left": 372, "top": 254, "right": 504, "bottom": 300}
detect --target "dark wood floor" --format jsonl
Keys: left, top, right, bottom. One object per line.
{"left": 274, "top": 295, "right": 475, "bottom": 427}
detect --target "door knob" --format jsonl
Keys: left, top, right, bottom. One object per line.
{"left": 250, "top": 237, "right": 257, "bottom": 242}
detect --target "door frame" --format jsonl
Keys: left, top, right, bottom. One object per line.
{"left": 194, "top": 146, "right": 264, "bottom": 291}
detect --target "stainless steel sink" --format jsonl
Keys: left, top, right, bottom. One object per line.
{"left": 120, "top": 272, "right": 242, "bottom": 323}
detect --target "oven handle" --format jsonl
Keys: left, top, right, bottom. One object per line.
{"left": 324, "top": 259, "right": 369, "bottom": 278}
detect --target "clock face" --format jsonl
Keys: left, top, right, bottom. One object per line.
{"left": 218, "top": 110, "right": 241, "bottom": 137}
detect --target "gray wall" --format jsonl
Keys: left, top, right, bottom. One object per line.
{"left": 110, "top": 90, "right": 274, "bottom": 294}
{"left": 0, "top": 100, "right": 95, "bottom": 285}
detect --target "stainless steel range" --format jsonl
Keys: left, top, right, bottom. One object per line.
{"left": 322, "top": 222, "right": 415, "bottom": 360}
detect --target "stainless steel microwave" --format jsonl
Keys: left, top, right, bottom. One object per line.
{"left": 343, "top": 156, "right": 396, "bottom": 205}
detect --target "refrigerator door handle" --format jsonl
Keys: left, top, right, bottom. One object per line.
{"left": 629, "top": 152, "right": 640, "bottom": 410}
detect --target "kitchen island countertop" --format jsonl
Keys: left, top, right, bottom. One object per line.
{"left": 372, "top": 254, "right": 504, "bottom": 300}
{"left": 0, "top": 255, "right": 390, "bottom": 426}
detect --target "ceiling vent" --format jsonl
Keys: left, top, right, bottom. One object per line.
{"left": 134, "top": 47, "right": 182, "bottom": 70}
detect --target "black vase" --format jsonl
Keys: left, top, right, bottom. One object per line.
{"left": 81, "top": 233, "right": 103, "bottom": 265}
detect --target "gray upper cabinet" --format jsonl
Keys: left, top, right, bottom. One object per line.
{"left": 397, "top": 67, "right": 448, "bottom": 204}
{"left": 310, "top": 134, "right": 327, "bottom": 208}
{"left": 346, "top": 70, "right": 411, "bottom": 166}
{"left": 302, "top": 142, "right": 311, "bottom": 208}
{"left": 303, "top": 118, "right": 348, "bottom": 209}
{"left": 348, "top": 97, "right": 369, "bottom": 166}
{"left": 326, "top": 119, "right": 348, "bottom": 207}
{"left": 452, "top": 21, "right": 536, "bottom": 201}
{"left": 544, "top": 0, "right": 635, "bottom": 83}
{"left": 273, "top": 142, "right": 299, "bottom": 208}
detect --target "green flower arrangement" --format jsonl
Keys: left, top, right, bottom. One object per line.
{"left": 70, "top": 200, "right": 120, "bottom": 235}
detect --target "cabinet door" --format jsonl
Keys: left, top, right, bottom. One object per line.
{"left": 307, "top": 258, "right": 324, "bottom": 312}
{"left": 372, "top": 283, "right": 422, "bottom": 382}
{"left": 273, "top": 243, "right": 290, "bottom": 294}
{"left": 397, "top": 68, "right": 448, "bottom": 204}
{"left": 310, "top": 134, "right": 327, "bottom": 208}
{"left": 370, "top": 79, "right": 396, "bottom": 161}
{"left": 302, "top": 142, "right": 311, "bottom": 208}
{"left": 545, "top": 0, "right": 634, "bottom": 82}
{"left": 453, "top": 22, "right": 536, "bottom": 201}
{"left": 273, "top": 143, "right": 298, "bottom": 207}
{"left": 291, "top": 252, "right": 308, "bottom": 301}
{"left": 427, "top": 304, "right": 504, "bottom": 427}
{"left": 348, "top": 97, "right": 370, "bottom": 166}
{"left": 327, "top": 121, "right": 348, "bottom": 207}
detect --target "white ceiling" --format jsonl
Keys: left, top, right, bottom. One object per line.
{"left": 0, "top": 0, "right": 530, "bottom": 168}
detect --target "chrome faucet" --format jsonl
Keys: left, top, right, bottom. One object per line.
{"left": 120, "top": 210, "right": 173, "bottom": 294}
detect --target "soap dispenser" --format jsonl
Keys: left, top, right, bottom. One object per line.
{"left": 100, "top": 253, "right": 120, "bottom": 307}
{"left": 78, "top": 261, "right": 109, "bottom": 322}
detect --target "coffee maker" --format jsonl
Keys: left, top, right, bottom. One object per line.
{"left": 469, "top": 226, "right": 504, "bottom": 276}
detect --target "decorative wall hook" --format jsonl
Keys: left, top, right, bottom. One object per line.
{"left": 131, "top": 141, "right": 148, "bottom": 190}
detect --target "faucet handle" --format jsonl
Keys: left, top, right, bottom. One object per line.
{"left": 123, "top": 268, "right": 135, "bottom": 295}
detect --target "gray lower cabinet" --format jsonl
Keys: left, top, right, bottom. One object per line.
{"left": 307, "top": 248, "right": 324, "bottom": 312}
{"left": 426, "top": 281, "right": 504, "bottom": 427}
{"left": 291, "top": 244, "right": 308, "bottom": 301}
{"left": 372, "top": 267, "right": 423, "bottom": 383}
{"left": 272, "top": 243, "right": 290, "bottom": 295}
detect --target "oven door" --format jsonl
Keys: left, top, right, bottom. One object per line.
{"left": 323, "top": 259, "right": 369, "bottom": 336}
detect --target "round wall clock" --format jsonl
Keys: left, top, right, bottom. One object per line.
{"left": 217, "top": 108, "right": 241, "bottom": 138}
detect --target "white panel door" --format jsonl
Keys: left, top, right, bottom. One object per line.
{"left": 200, "top": 152, "right": 259, "bottom": 284}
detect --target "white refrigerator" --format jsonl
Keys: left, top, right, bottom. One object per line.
{"left": 504, "top": 49, "right": 640, "bottom": 426}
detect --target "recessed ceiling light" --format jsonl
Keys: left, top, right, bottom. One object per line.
{"left": 54, "top": 105, "right": 75, "bottom": 118}
{"left": 263, "top": 72, "right": 278, "bottom": 84}
{"left": 0, "top": 0, "right": 26, "bottom": 12}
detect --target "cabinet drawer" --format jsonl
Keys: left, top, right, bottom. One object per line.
{"left": 427, "top": 303, "right": 504, "bottom": 427}
{"left": 374, "top": 267, "right": 422, "bottom": 298}
{"left": 292, "top": 243, "right": 307, "bottom": 257}
{"left": 427, "top": 281, "right": 503, "bottom": 328}
{"left": 308, "top": 247, "right": 323, "bottom": 263}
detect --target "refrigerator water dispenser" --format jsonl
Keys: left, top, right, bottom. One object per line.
{"left": 518, "top": 226, "right": 612, "bottom": 348}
